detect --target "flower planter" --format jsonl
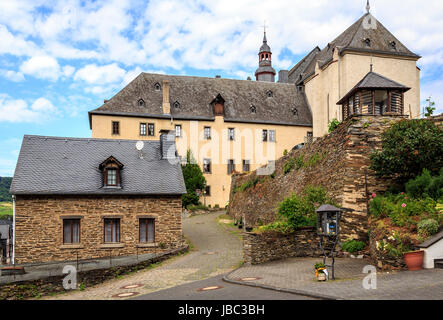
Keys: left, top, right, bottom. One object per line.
{"left": 317, "top": 273, "right": 327, "bottom": 281}
{"left": 403, "top": 250, "right": 424, "bottom": 271}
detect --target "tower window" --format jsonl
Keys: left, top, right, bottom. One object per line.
{"left": 154, "top": 82, "right": 161, "bottom": 91}
{"left": 390, "top": 41, "right": 397, "bottom": 50}
{"left": 266, "top": 90, "right": 273, "bottom": 98}
{"left": 292, "top": 108, "right": 299, "bottom": 117}
{"left": 138, "top": 99, "right": 145, "bottom": 107}
{"left": 250, "top": 105, "right": 256, "bottom": 114}
{"left": 173, "top": 101, "right": 181, "bottom": 109}
{"left": 363, "top": 38, "right": 371, "bottom": 47}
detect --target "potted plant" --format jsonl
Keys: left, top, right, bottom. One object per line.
{"left": 403, "top": 250, "right": 424, "bottom": 271}
{"left": 314, "top": 262, "right": 327, "bottom": 281}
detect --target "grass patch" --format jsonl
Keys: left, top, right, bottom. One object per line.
{"left": 0, "top": 202, "right": 12, "bottom": 218}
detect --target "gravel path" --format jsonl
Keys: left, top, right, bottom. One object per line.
{"left": 45, "top": 211, "right": 243, "bottom": 300}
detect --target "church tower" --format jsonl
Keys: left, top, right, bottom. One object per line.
{"left": 255, "top": 31, "right": 276, "bottom": 82}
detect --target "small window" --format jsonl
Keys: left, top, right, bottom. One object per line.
{"left": 112, "top": 121, "right": 120, "bottom": 135}
{"left": 269, "top": 130, "right": 276, "bottom": 142}
{"left": 228, "top": 128, "right": 235, "bottom": 141}
{"left": 390, "top": 41, "right": 397, "bottom": 50}
{"left": 266, "top": 90, "right": 273, "bottom": 98}
{"left": 138, "top": 99, "right": 145, "bottom": 107}
{"left": 104, "top": 218, "right": 120, "bottom": 243}
{"left": 364, "top": 38, "right": 371, "bottom": 47}
{"left": 242, "top": 160, "right": 250, "bottom": 172}
{"left": 292, "top": 108, "right": 299, "bottom": 117}
{"left": 140, "top": 123, "right": 147, "bottom": 136}
{"left": 204, "top": 127, "right": 211, "bottom": 140}
{"left": 175, "top": 125, "right": 182, "bottom": 137}
{"left": 106, "top": 169, "right": 117, "bottom": 186}
{"left": 139, "top": 218, "right": 155, "bottom": 243}
{"left": 204, "top": 186, "right": 211, "bottom": 196}
{"left": 154, "top": 82, "right": 161, "bottom": 91}
{"left": 262, "top": 129, "right": 268, "bottom": 142}
{"left": 173, "top": 101, "right": 181, "bottom": 109}
{"left": 148, "top": 123, "right": 155, "bottom": 136}
{"left": 227, "top": 159, "right": 235, "bottom": 175}
{"left": 203, "top": 159, "right": 211, "bottom": 174}
{"left": 63, "top": 219, "right": 80, "bottom": 244}
{"left": 250, "top": 105, "right": 256, "bottom": 114}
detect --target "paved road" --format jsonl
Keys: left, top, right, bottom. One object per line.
{"left": 133, "top": 274, "right": 317, "bottom": 300}
{"left": 46, "top": 211, "right": 243, "bottom": 300}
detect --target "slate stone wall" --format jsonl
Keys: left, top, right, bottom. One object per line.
{"left": 14, "top": 195, "right": 184, "bottom": 264}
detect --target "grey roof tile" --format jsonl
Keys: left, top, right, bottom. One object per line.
{"left": 10, "top": 135, "right": 186, "bottom": 196}
{"left": 89, "top": 73, "right": 313, "bottom": 128}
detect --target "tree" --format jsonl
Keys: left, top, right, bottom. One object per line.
{"left": 181, "top": 150, "right": 206, "bottom": 208}
{"left": 0, "top": 177, "right": 12, "bottom": 202}
{"left": 370, "top": 119, "right": 443, "bottom": 182}
{"left": 425, "top": 97, "right": 436, "bottom": 117}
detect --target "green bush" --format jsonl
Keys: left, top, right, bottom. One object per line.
{"left": 370, "top": 119, "right": 443, "bottom": 182}
{"left": 341, "top": 240, "right": 366, "bottom": 253}
{"left": 295, "top": 155, "right": 305, "bottom": 170}
{"left": 257, "top": 221, "right": 294, "bottom": 234}
{"left": 418, "top": 219, "right": 439, "bottom": 238}
{"left": 328, "top": 118, "right": 341, "bottom": 133}
{"left": 406, "top": 168, "right": 443, "bottom": 201}
{"left": 277, "top": 186, "right": 336, "bottom": 229}
{"left": 283, "top": 158, "right": 295, "bottom": 174}
{"left": 181, "top": 150, "right": 206, "bottom": 208}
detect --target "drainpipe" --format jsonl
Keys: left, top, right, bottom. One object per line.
{"left": 12, "top": 194, "right": 16, "bottom": 265}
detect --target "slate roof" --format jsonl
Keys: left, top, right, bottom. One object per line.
{"left": 288, "top": 47, "right": 320, "bottom": 84}
{"left": 316, "top": 204, "right": 343, "bottom": 212}
{"left": 417, "top": 229, "right": 443, "bottom": 249}
{"left": 259, "top": 32, "right": 271, "bottom": 53}
{"left": 89, "top": 73, "right": 313, "bottom": 128}
{"left": 297, "top": 13, "right": 420, "bottom": 85}
{"left": 337, "top": 71, "right": 410, "bottom": 104}
{"left": 10, "top": 135, "right": 187, "bottom": 196}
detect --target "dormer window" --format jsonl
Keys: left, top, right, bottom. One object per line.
{"left": 154, "top": 82, "right": 161, "bottom": 91}
{"left": 292, "top": 107, "right": 299, "bottom": 117}
{"left": 250, "top": 105, "right": 256, "bottom": 114}
{"left": 138, "top": 99, "right": 145, "bottom": 107}
{"left": 173, "top": 101, "right": 181, "bottom": 109}
{"left": 266, "top": 90, "right": 273, "bottom": 98}
{"left": 390, "top": 41, "right": 397, "bottom": 50}
{"left": 363, "top": 38, "right": 371, "bottom": 47}
{"left": 99, "top": 156, "right": 124, "bottom": 188}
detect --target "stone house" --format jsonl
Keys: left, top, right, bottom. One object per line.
{"left": 9, "top": 132, "right": 186, "bottom": 265}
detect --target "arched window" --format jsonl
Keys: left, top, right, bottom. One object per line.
{"left": 265, "top": 53, "right": 268, "bottom": 60}
{"left": 292, "top": 108, "right": 299, "bottom": 117}
{"left": 261, "top": 54, "right": 264, "bottom": 60}
{"left": 173, "top": 101, "right": 181, "bottom": 109}
{"left": 364, "top": 38, "right": 371, "bottom": 47}
{"left": 154, "top": 82, "right": 161, "bottom": 91}
{"left": 266, "top": 90, "right": 273, "bottom": 98}
{"left": 250, "top": 105, "right": 256, "bottom": 114}
{"left": 390, "top": 41, "right": 397, "bottom": 50}
{"left": 138, "top": 99, "right": 145, "bottom": 107}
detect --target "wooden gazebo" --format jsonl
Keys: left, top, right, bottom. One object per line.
{"left": 337, "top": 71, "right": 410, "bottom": 119}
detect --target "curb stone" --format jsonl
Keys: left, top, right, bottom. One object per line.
{"left": 222, "top": 268, "right": 345, "bottom": 300}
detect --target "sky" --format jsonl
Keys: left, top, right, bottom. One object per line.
{"left": 0, "top": 0, "right": 443, "bottom": 176}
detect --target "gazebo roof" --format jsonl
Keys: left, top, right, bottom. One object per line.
{"left": 337, "top": 72, "right": 410, "bottom": 105}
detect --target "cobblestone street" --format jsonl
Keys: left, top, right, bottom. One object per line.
{"left": 44, "top": 211, "right": 242, "bottom": 300}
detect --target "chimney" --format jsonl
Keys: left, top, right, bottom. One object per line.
{"left": 162, "top": 80, "right": 170, "bottom": 114}
{"left": 159, "top": 130, "right": 177, "bottom": 160}
{"left": 278, "top": 70, "right": 289, "bottom": 83}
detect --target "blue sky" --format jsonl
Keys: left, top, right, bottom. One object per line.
{"left": 1, "top": 0, "right": 443, "bottom": 176}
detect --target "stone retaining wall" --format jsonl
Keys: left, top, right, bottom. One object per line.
{"left": 243, "top": 229, "right": 322, "bottom": 265}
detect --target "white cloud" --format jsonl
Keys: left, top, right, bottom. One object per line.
{"left": 62, "top": 65, "right": 75, "bottom": 77}
{"left": 74, "top": 63, "right": 127, "bottom": 85}
{"left": 0, "top": 69, "right": 25, "bottom": 82}
{"left": 20, "top": 56, "right": 61, "bottom": 81}
{"left": 0, "top": 94, "right": 57, "bottom": 123}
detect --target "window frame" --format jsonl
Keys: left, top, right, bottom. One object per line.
{"left": 228, "top": 128, "right": 235, "bottom": 141}
{"left": 203, "top": 158, "right": 212, "bottom": 174}
{"left": 104, "top": 218, "right": 121, "bottom": 243}
{"left": 269, "top": 130, "right": 276, "bottom": 142}
{"left": 112, "top": 121, "right": 120, "bottom": 135}
{"left": 139, "top": 218, "right": 155, "bottom": 243}
{"left": 140, "top": 122, "right": 147, "bottom": 136}
{"left": 227, "top": 159, "right": 235, "bottom": 175}
{"left": 242, "top": 160, "right": 250, "bottom": 172}
{"left": 262, "top": 129, "right": 268, "bottom": 142}
{"left": 205, "top": 185, "right": 211, "bottom": 196}
{"left": 148, "top": 123, "right": 155, "bottom": 136}
{"left": 204, "top": 126, "right": 211, "bottom": 140}
{"left": 105, "top": 168, "right": 118, "bottom": 187}
{"left": 175, "top": 124, "right": 182, "bottom": 138}
{"left": 63, "top": 219, "right": 81, "bottom": 244}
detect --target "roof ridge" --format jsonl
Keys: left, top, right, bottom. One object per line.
{"left": 23, "top": 135, "right": 160, "bottom": 144}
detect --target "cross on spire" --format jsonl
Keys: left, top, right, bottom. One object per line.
{"left": 366, "top": 0, "right": 370, "bottom": 14}
{"left": 262, "top": 20, "right": 268, "bottom": 42}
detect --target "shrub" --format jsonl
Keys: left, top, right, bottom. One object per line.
{"left": 418, "top": 219, "right": 439, "bottom": 238}
{"left": 181, "top": 150, "right": 206, "bottom": 207}
{"left": 328, "top": 118, "right": 341, "bottom": 133}
{"left": 406, "top": 168, "right": 443, "bottom": 201}
{"left": 257, "top": 221, "right": 294, "bottom": 234}
{"left": 370, "top": 119, "right": 443, "bottom": 182}
{"left": 283, "top": 158, "right": 295, "bottom": 174}
{"left": 295, "top": 155, "right": 305, "bottom": 170}
{"left": 283, "top": 149, "right": 288, "bottom": 156}
{"left": 341, "top": 240, "right": 366, "bottom": 253}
